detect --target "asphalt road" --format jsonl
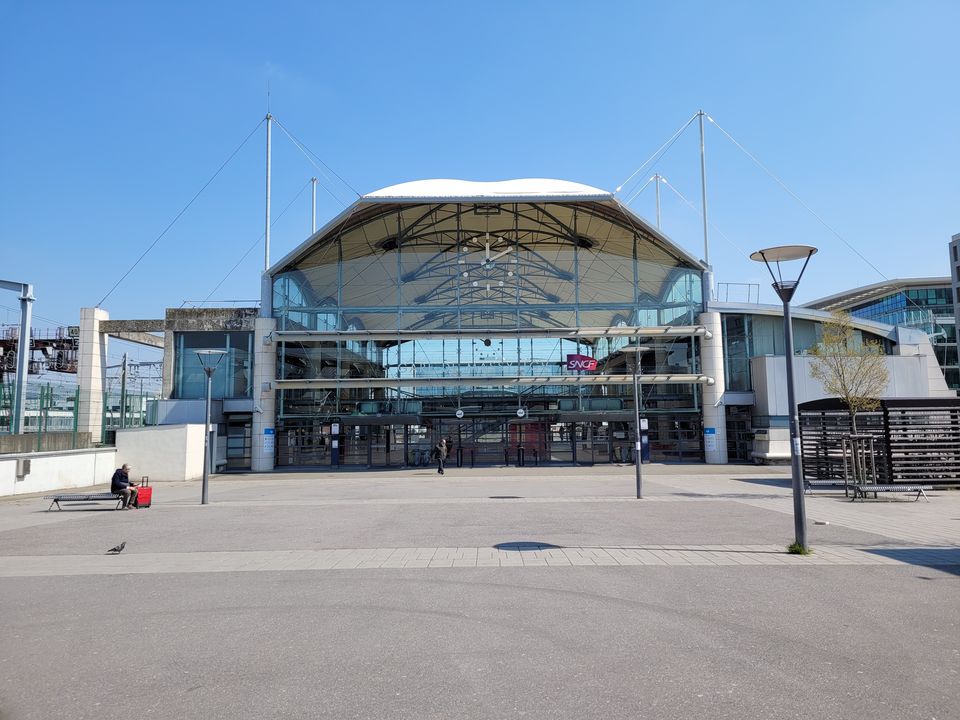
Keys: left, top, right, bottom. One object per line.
{"left": 1, "top": 467, "right": 957, "bottom": 719}
{"left": 1, "top": 566, "right": 958, "bottom": 720}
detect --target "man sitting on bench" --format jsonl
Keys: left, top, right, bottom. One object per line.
{"left": 111, "top": 464, "right": 138, "bottom": 510}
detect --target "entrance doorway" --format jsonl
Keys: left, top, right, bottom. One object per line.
{"left": 225, "top": 414, "right": 252, "bottom": 470}
{"left": 648, "top": 415, "right": 703, "bottom": 462}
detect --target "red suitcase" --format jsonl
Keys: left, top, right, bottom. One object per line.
{"left": 136, "top": 477, "right": 153, "bottom": 509}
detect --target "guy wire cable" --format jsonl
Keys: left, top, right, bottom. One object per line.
{"left": 201, "top": 178, "right": 314, "bottom": 304}
{"left": 615, "top": 111, "right": 699, "bottom": 196}
{"left": 657, "top": 176, "right": 749, "bottom": 257}
{"left": 708, "top": 114, "right": 946, "bottom": 326}
{"left": 273, "top": 117, "right": 360, "bottom": 203}
{"left": 96, "top": 118, "right": 265, "bottom": 308}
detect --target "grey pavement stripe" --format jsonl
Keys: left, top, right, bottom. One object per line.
{"left": 157, "top": 496, "right": 688, "bottom": 508}
{"left": 0, "top": 545, "right": 957, "bottom": 578}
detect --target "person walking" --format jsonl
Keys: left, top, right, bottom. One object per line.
{"left": 432, "top": 438, "right": 448, "bottom": 475}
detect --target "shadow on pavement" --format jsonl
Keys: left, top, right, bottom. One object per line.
{"left": 736, "top": 477, "right": 793, "bottom": 489}
{"left": 863, "top": 547, "right": 960, "bottom": 576}
{"left": 494, "top": 542, "right": 563, "bottom": 552}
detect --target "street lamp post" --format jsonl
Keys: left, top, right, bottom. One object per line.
{"left": 196, "top": 349, "right": 227, "bottom": 505}
{"left": 749, "top": 245, "right": 817, "bottom": 551}
{"left": 622, "top": 344, "right": 651, "bottom": 499}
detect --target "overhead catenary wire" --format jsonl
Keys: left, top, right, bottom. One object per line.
{"left": 0, "top": 304, "right": 68, "bottom": 328}
{"left": 95, "top": 118, "right": 266, "bottom": 309}
{"left": 615, "top": 112, "right": 700, "bottom": 197}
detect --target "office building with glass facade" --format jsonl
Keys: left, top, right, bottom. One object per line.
{"left": 803, "top": 277, "right": 958, "bottom": 392}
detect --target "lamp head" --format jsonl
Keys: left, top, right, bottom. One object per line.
{"left": 196, "top": 348, "right": 227, "bottom": 370}
{"left": 749, "top": 245, "right": 817, "bottom": 302}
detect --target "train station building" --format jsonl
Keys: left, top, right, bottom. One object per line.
{"left": 75, "top": 179, "right": 953, "bottom": 473}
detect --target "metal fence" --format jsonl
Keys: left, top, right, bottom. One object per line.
{"left": 1, "top": 382, "right": 160, "bottom": 451}
{"left": 799, "top": 398, "right": 960, "bottom": 487}
{"left": 101, "top": 390, "right": 155, "bottom": 442}
{"left": 0, "top": 382, "right": 83, "bottom": 451}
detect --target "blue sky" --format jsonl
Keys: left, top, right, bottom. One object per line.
{"left": 2, "top": 0, "right": 958, "bottom": 345}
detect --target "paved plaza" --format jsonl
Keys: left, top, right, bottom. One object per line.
{"left": 0, "top": 464, "right": 958, "bottom": 719}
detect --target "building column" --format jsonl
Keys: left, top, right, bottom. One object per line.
{"left": 698, "top": 310, "right": 728, "bottom": 464}
{"left": 251, "top": 317, "right": 277, "bottom": 471}
{"left": 77, "top": 307, "right": 109, "bottom": 441}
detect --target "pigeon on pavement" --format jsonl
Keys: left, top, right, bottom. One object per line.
{"left": 106, "top": 541, "right": 126, "bottom": 555}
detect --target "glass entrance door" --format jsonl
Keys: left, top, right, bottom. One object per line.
{"left": 225, "top": 414, "right": 252, "bottom": 470}
{"left": 574, "top": 422, "right": 611, "bottom": 464}
{"left": 648, "top": 415, "right": 704, "bottom": 462}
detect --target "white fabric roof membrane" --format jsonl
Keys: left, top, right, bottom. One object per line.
{"left": 363, "top": 178, "right": 612, "bottom": 202}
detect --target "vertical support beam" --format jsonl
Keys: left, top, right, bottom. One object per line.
{"left": 632, "top": 357, "right": 643, "bottom": 498}
{"left": 698, "top": 311, "right": 728, "bottom": 464}
{"left": 162, "top": 311, "right": 175, "bottom": 398}
{"left": 77, "top": 307, "right": 109, "bottom": 441}
{"left": 698, "top": 110, "right": 710, "bottom": 268}
{"left": 264, "top": 113, "right": 273, "bottom": 273}
{"left": 311, "top": 177, "right": 318, "bottom": 233}
{"left": 119, "top": 353, "right": 128, "bottom": 429}
{"left": 72, "top": 385, "right": 80, "bottom": 449}
{"left": 12, "top": 284, "right": 34, "bottom": 434}
{"left": 251, "top": 316, "right": 278, "bottom": 471}
{"left": 654, "top": 174, "right": 662, "bottom": 230}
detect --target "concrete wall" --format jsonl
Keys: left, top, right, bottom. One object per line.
{"left": 0, "top": 447, "right": 117, "bottom": 497}
{"left": 0, "top": 432, "right": 93, "bottom": 454}
{"left": 750, "top": 352, "right": 948, "bottom": 462}
{"left": 893, "top": 326, "right": 954, "bottom": 397}
{"left": 115, "top": 424, "right": 206, "bottom": 482}
{"left": 152, "top": 399, "right": 220, "bottom": 425}
{"left": 751, "top": 354, "right": 941, "bottom": 418}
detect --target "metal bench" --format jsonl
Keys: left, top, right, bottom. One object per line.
{"left": 804, "top": 479, "right": 850, "bottom": 496}
{"left": 45, "top": 493, "right": 124, "bottom": 511}
{"left": 850, "top": 484, "right": 931, "bottom": 502}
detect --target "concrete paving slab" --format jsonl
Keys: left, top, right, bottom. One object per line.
{"left": 1, "top": 465, "right": 957, "bottom": 719}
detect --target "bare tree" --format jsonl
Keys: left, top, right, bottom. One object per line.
{"left": 809, "top": 311, "right": 889, "bottom": 432}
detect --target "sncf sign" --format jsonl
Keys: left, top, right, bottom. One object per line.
{"left": 566, "top": 354, "right": 598, "bottom": 372}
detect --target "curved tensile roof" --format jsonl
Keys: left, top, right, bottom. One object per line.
{"left": 363, "top": 178, "right": 612, "bottom": 203}
{"left": 269, "top": 178, "right": 705, "bottom": 277}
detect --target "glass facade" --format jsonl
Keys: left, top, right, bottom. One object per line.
{"left": 273, "top": 202, "right": 701, "bottom": 334}
{"left": 173, "top": 331, "right": 253, "bottom": 400}
{"left": 270, "top": 199, "right": 706, "bottom": 465}
{"left": 848, "top": 286, "right": 952, "bottom": 333}
{"left": 721, "top": 313, "right": 891, "bottom": 392}
{"left": 847, "top": 285, "right": 957, "bottom": 391}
